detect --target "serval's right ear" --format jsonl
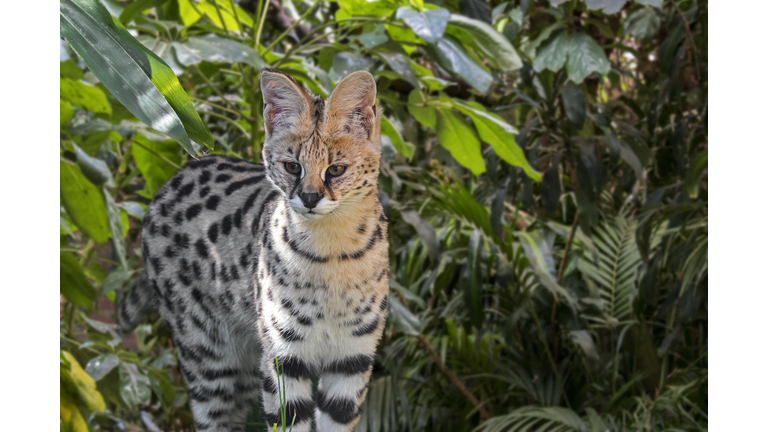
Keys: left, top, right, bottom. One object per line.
{"left": 261, "top": 69, "right": 313, "bottom": 138}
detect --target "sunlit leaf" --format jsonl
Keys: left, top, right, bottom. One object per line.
{"left": 61, "top": 161, "right": 110, "bottom": 244}
{"left": 435, "top": 107, "right": 486, "bottom": 175}
{"left": 396, "top": 7, "right": 450, "bottom": 43}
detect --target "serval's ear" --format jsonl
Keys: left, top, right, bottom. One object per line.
{"left": 325, "top": 70, "right": 379, "bottom": 141}
{"left": 261, "top": 69, "right": 313, "bottom": 138}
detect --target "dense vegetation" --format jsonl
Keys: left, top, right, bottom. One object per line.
{"left": 59, "top": 0, "right": 707, "bottom": 430}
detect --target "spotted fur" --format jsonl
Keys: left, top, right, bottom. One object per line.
{"left": 119, "top": 70, "right": 388, "bottom": 432}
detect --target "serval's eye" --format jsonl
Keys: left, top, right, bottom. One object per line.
{"left": 284, "top": 162, "right": 301, "bottom": 174}
{"left": 327, "top": 165, "right": 346, "bottom": 177}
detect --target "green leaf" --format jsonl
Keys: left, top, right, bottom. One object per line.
{"left": 173, "top": 34, "right": 266, "bottom": 70}
{"left": 430, "top": 38, "right": 493, "bottom": 93}
{"left": 177, "top": 0, "right": 203, "bottom": 25}
{"left": 626, "top": 9, "right": 661, "bottom": 40}
{"left": 119, "top": 0, "right": 167, "bottom": 24}
{"left": 636, "top": 0, "right": 663, "bottom": 7}
{"left": 458, "top": 0, "right": 491, "bottom": 23}
{"left": 101, "top": 268, "right": 133, "bottom": 297}
{"left": 407, "top": 90, "right": 436, "bottom": 129}
{"left": 560, "top": 82, "right": 586, "bottom": 126}
{"left": 132, "top": 134, "right": 181, "bottom": 197}
{"left": 463, "top": 230, "right": 484, "bottom": 329}
{"left": 357, "top": 24, "right": 389, "bottom": 48}
{"left": 435, "top": 107, "right": 486, "bottom": 175}
{"left": 104, "top": 188, "right": 127, "bottom": 269}
{"left": 685, "top": 150, "right": 707, "bottom": 199}
{"left": 61, "top": 161, "right": 110, "bottom": 244}
{"left": 380, "top": 116, "right": 415, "bottom": 159}
{"left": 566, "top": 33, "right": 611, "bottom": 84}
{"left": 86, "top": 354, "right": 120, "bottom": 381}
{"left": 396, "top": 7, "right": 450, "bottom": 44}
{"left": 447, "top": 14, "right": 522, "bottom": 71}
{"left": 377, "top": 51, "right": 419, "bottom": 89}
{"left": 60, "top": 77, "right": 111, "bottom": 114}
{"left": 73, "top": 143, "right": 114, "bottom": 187}
{"left": 389, "top": 296, "right": 422, "bottom": 336}
{"left": 148, "top": 369, "right": 176, "bottom": 408}
{"left": 533, "top": 30, "right": 568, "bottom": 73}
{"left": 118, "top": 362, "right": 152, "bottom": 408}
{"left": 61, "top": 99, "right": 75, "bottom": 127}
{"left": 586, "top": 0, "right": 627, "bottom": 14}
{"left": 400, "top": 210, "right": 439, "bottom": 262}
{"left": 61, "top": 252, "right": 97, "bottom": 308}
{"left": 570, "top": 330, "right": 599, "bottom": 363}
{"left": 60, "top": 59, "right": 84, "bottom": 80}
{"left": 60, "top": 0, "right": 213, "bottom": 154}
{"left": 451, "top": 100, "right": 540, "bottom": 180}
{"left": 605, "top": 131, "right": 643, "bottom": 180}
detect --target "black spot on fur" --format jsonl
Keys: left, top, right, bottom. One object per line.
{"left": 205, "top": 195, "right": 220, "bottom": 211}
{"left": 317, "top": 390, "right": 360, "bottom": 424}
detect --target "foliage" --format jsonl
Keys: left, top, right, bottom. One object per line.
{"left": 59, "top": 0, "right": 707, "bottom": 430}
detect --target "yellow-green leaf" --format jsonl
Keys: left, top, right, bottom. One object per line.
{"left": 62, "top": 351, "right": 106, "bottom": 413}
{"left": 60, "top": 77, "right": 112, "bottom": 115}
{"left": 61, "top": 161, "right": 110, "bottom": 244}
{"left": 435, "top": 107, "right": 485, "bottom": 175}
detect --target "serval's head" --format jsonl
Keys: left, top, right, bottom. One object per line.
{"left": 260, "top": 68, "right": 381, "bottom": 219}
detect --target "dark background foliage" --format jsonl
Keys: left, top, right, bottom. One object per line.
{"left": 59, "top": 0, "right": 707, "bottom": 430}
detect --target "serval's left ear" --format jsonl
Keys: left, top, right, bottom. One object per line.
{"left": 325, "top": 70, "right": 380, "bottom": 141}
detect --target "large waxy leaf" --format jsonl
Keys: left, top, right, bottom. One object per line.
{"left": 73, "top": 144, "right": 114, "bottom": 187}
{"left": 435, "top": 107, "right": 486, "bottom": 175}
{"left": 380, "top": 116, "right": 415, "bottom": 159}
{"left": 61, "top": 351, "right": 106, "bottom": 413}
{"left": 447, "top": 14, "right": 522, "bottom": 71}
{"left": 61, "top": 252, "right": 97, "bottom": 308}
{"left": 86, "top": 354, "right": 121, "bottom": 381}
{"left": 533, "top": 30, "right": 569, "bottom": 73}
{"left": 132, "top": 134, "right": 181, "bottom": 197}
{"left": 60, "top": 0, "right": 213, "bottom": 154}
{"left": 173, "top": 34, "right": 266, "bottom": 70}
{"left": 396, "top": 7, "right": 450, "bottom": 44}
{"left": 451, "top": 100, "right": 540, "bottom": 181}
{"left": 561, "top": 82, "right": 586, "bottom": 126}
{"left": 430, "top": 38, "right": 493, "bottom": 93}
{"left": 61, "top": 161, "right": 110, "bottom": 244}
{"left": 626, "top": 9, "right": 661, "bottom": 40}
{"left": 377, "top": 51, "right": 419, "bottom": 88}
{"left": 60, "top": 77, "right": 111, "bottom": 114}
{"left": 566, "top": 33, "right": 611, "bottom": 84}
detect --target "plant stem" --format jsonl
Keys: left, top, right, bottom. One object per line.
{"left": 254, "top": 0, "right": 271, "bottom": 49}
{"left": 551, "top": 212, "right": 579, "bottom": 358}
{"left": 193, "top": 64, "right": 236, "bottom": 110}
{"left": 190, "top": 96, "right": 248, "bottom": 119}
{"left": 204, "top": 111, "right": 250, "bottom": 138}
{"left": 668, "top": 0, "right": 701, "bottom": 81}
{"left": 264, "top": 2, "right": 319, "bottom": 53}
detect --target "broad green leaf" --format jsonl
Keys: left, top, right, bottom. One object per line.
{"left": 61, "top": 161, "right": 110, "bottom": 244}
{"left": 60, "top": 387, "right": 88, "bottom": 432}
{"left": 60, "top": 77, "right": 111, "bottom": 114}
{"left": 119, "top": 0, "right": 167, "bottom": 24}
{"left": 60, "top": 59, "right": 84, "bottom": 80}
{"left": 197, "top": 0, "right": 240, "bottom": 31}
{"left": 447, "top": 14, "right": 522, "bottom": 71}
{"left": 104, "top": 188, "right": 127, "bottom": 269}
{"left": 533, "top": 30, "right": 568, "bottom": 73}
{"left": 132, "top": 134, "right": 181, "bottom": 197}
{"left": 380, "top": 116, "right": 415, "bottom": 159}
{"left": 173, "top": 34, "right": 266, "bottom": 70}
{"left": 430, "top": 38, "right": 493, "bottom": 93}
{"left": 148, "top": 369, "right": 176, "bottom": 408}
{"left": 396, "top": 7, "right": 450, "bottom": 43}
{"left": 61, "top": 252, "right": 97, "bottom": 308}
{"left": 435, "top": 107, "right": 486, "bottom": 175}
{"left": 178, "top": 0, "right": 203, "bottom": 25}
{"left": 61, "top": 99, "right": 75, "bottom": 127}
{"left": 119, "top": 362, "right": 152, "bottom": 408}
{"left": 358, "top": 24, "right": 389, "bottom": 48}
{"left": 378, "top": 52, "right": 419, "bottom": 88}
{"left": 451, "top": 100, "right": 540, "bottom": 181}
{"left": 60, "top": 0, "right": 213, "bottom": 154}
{"left": 336, "top": 0, "right": 397, "bottom": 20}
{"left": 86, "top": 354, "right": 121, "bottom": 381}
{"left": 636, "top": 0, "right": 663, "bottom": 7}
{"left": 566, "top": 33, "right": 611, "bottom": 84}
{"left": 407, "top": 90, "right": 436, "bottom": 128}
{"left": 626, "top": 9, "right": 661, "bottom": 40}
{"left": 386, "top": 25, "right": 422, "bottom": 54}
{"left": 685, "top": 150, "right": 707, "bottom": 199}
{"left": 73, "top": 143, "right": 114, "bottom": 187}
{"left": 586, "top": 0, "right": 627, "bottom": 14}
{"left": 560, "top": 82, "right": 586, "bottom": 126}
{"left": 459, "top": 0, "right": 491, "bottom": 23}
